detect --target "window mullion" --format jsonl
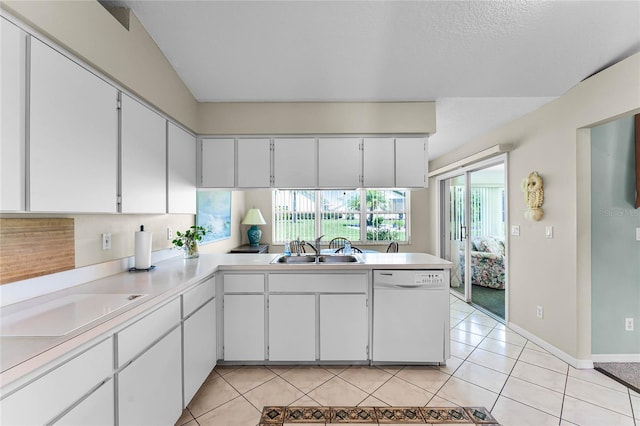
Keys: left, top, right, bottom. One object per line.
{"left": 359, "top": 190, "right": 367, "bottom": 242}
{"left": 315, "top": 191, "right": 322, "bottom": 239}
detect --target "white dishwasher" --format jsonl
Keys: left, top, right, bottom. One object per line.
{"left": 372, "top": 269, "right": 450, "bottom": 363}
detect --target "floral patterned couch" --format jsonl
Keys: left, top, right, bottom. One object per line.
{"left": 460, "top": 236, "right": 505, "bottom": 290}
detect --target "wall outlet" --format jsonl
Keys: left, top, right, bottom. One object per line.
{"left": 102, "top": 233, "right": 111, "bottom": 250}
{"left": 511, "top": 225, "right": 520, "bottom": 236}
{"left": 545, "top": 226, "right": 553, "bottom": 239}
{"left": 536, "top": 305, "right": 544, "bottom": 319}
{"left": 625, "top": 318, "right": 634, "bottom": 331}
{"left": 167, "top": 228, "right": 173, "bottom": 240}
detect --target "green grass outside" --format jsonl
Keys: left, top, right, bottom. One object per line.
{"left": 274, "top": 219, "right": 406, "bottom": 243}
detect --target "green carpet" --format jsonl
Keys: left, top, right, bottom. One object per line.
{"left": 471, "top": 285, "right": 505, "bottom": 319}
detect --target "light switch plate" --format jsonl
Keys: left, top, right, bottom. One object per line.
{"left": 511, "top": 225, "right": 520, "bottom": 236}
{"left": 102, "top": 233, "right": 111, "bottom": 250}
{"left": 545, "top": 226, "right": 553, "bottom": 239}
{"left": 636, "top": 227, "right": 640, "bottom": 241}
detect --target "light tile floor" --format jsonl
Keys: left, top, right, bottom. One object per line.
{"left": 176, "top": 296, "right": 639, "bottom": 426}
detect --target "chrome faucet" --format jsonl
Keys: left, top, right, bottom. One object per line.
{"left": 303, "top": 235, "right": 324, "bottom": 256}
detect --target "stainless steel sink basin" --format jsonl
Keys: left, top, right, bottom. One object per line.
{"left": 271, "top": 254, "right": 361, "bottom": 264}
{"left": 318, "top": 255, "right": 359, "bottom": 263}
{"left": 273, "top": 255, "right": 317, "bottom": 264}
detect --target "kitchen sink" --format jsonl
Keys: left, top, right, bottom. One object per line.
{"left": 318, "top": 255, "right": 359, "bottom": 263}
{"left": 271, "top": 254, "right": 361, "bottom": 264}
{"left": 273, "top": 255, "right": 317, "bottom": 264}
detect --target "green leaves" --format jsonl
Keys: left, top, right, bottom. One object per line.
{"left": 172, "top": 225, "right": 208, "bottom": 249}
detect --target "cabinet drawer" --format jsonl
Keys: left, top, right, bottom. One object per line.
{"left": 183, "top": 277, "right": 215, "bottom": 317}
{"left": 269, "top": 273, "right": 368, "bottom": 293}
{"left": 224, "top": 274, "right": 264, "bottom": 293}
{"left": 0, "top": 337, "right": 113, "bottom": 426}
{"left": 53, "top": 379, "right": 114, "bottom": 425}
{"left": 117, "top": 297, "right": 180, "bottom": 366}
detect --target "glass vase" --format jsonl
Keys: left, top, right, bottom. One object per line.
{"left": 184, "top": 242, "right": 199, "bottom": 259}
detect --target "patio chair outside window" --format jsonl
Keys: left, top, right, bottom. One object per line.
{"left": 329, "top": 237, "right": 350, "bottom": 250}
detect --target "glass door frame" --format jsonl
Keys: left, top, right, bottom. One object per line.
{"left": 436, "top": 154, "right": 509, "bottom": 322}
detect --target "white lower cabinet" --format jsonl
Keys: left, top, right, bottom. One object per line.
{"left": 118, "top": 327, "right": 182, "bottom": 426}
{"left": 223, "top": 294, "right": 265, "bottom": 361}
{"left": 268, "top": 295, "right": 316, "bottom": 361}
{"left": 183, "top": 298, "right": 216, "bottom": 405}
{"left": 53, "top": 379, "right": 114, "bottom": 426}
{"left": 265, "top": 273, "right": 369, "bottom": 363}
{"left": 319, "top": 294, "right": 368, "bottom": 361}
{"left": 0, "top": 337, "right": 113, "bottom": 426}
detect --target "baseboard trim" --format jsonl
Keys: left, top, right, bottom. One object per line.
{"left": 507, "top": 322, "right": 594, "bottom": 369}
{"left": 592, "top": 353, "right": 640, "bottom": 363}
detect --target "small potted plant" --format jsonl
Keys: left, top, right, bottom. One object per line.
{"left": 172, "top": 225, "right": 208, "bottom": 259}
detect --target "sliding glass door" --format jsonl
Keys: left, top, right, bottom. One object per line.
{"left": 442, "top": 174, "right": 468, "bottom": 299}
{"left": 439, "top": 158, "right": 507, "bottom": 320}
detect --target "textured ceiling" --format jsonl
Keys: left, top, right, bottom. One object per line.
{"left": 103, "top": 0, "right": 640, "bottom": 158}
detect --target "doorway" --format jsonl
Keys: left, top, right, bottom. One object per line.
{"left": 439, "top": 157, "right": 507, "bottom": 320}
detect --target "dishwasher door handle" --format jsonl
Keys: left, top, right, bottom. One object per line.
{"left": 375, "top": 283, "right": 424, "bottom": 289}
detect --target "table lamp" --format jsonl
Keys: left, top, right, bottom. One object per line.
{"left": 241, "top": 208, "right": 266, "bottom": 246}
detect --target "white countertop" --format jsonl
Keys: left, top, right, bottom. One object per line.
{"left": 0, "top": 252, "right": 450, "bottom": 388}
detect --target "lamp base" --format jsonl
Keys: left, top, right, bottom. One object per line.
{"left": 247, "top": 225, "right": 262, "bottom": 246}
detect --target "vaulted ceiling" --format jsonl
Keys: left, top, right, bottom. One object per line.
{"left": 103, "top": 1, "right": 640, "bottom": 158}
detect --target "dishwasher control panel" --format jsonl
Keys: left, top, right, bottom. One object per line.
{"left": 414, "top": 272, "right": 445, "bottom": 286}
{"left": 374, "top": 270, "right": 448, "bottom": 289}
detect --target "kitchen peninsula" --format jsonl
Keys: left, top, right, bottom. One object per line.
{"left": 0, "top": 252, "right": 450, "bottom": 425}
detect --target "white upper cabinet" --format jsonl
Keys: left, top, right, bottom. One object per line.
{"left": 120, "top": 94, "right": 166, "bottom": 214}
{"left": 201, "top": 138, "right": 235, "bottom": 188}
{"left": 362, "top": 137, "right": 395, "bottom": 188}
{"left": 273, "top": 138, "right": 316, "bottom": 188}
{"left": 395, "top": 137, "right": 427, "bottom": 188}
{"left": 30, "top": 38, "right": 118, "bottom": 213}
{"left": 237, "top": 138, "right": 271, "bottom": 188}
{"left": 168, "top": 123, "right": 196, "bottom": 214}
{"left": 0, "top": 19, "right": 26, "bottom": 212}
{"left": 318, "top": 138, "right": 362, "bottom": 188}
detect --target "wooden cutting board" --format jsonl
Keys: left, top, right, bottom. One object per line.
{"left": 0, "top": 218, "right": 75, "bottom": 284}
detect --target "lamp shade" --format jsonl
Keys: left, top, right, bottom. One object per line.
{"left": 241, "top": 208, "right": 266, "bottom": 225}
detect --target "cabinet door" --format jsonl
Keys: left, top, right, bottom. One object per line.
{"left": 30, "top": 38, "right": 118, "bottom": 212}
{"left": 268, "top": 294, "right": 316, "bottom": 361}
{"left": 237, "top": 138, "right": 271, "bottom": 188}
{"left": 223, "top": 294, "right": 265, "bottom": 361}
{"left": 318, "top": 138, "right": 361, "bottom": 188}
{"left": 201, "top": 138, "right": 235, "bottom": 188}
{"left": 320, "top": 294, "right": 368, "bottom": 361}
{"left": 53, "top": 379, "right": 114, "bottom": 426}
{"left": 395, "top": 137, "right": 427, "bottom": 188}
{"left": 363, "top": 138, "right": 395, "bottom": 188}
{"left": 273, "top": 138, "right": 316, "bottom": 188}
{"left": 120, "top": 94, "right": 166, "bottom": 213}
{"left": 168, "top": 123, "right": 196, "bottom": 213}
{"left": 0, "top": 19, "right": 26, "bottom": 211}
{"left": 118, "top": 327, "right": 182, "bottom": 426}
{"left": 184, "top": 299, "right": 216, "bottom": 406}
{"left": 0, "top": 338, "right": 113, "bottom": 426}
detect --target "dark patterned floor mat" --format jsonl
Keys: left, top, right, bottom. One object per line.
{"left": 260, "top": 406, "right": 500, "bottom": 424}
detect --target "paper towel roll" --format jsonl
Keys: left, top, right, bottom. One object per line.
{"left": 135, "top": 226, "right": 152, "bottom": 270}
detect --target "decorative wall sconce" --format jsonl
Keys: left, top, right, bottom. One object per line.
{"left": 521, "top": 171, "right": 544, "bottom": 221}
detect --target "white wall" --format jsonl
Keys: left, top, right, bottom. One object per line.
{"left": 428, "top": 53, "right": 640, "bottom": 363}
